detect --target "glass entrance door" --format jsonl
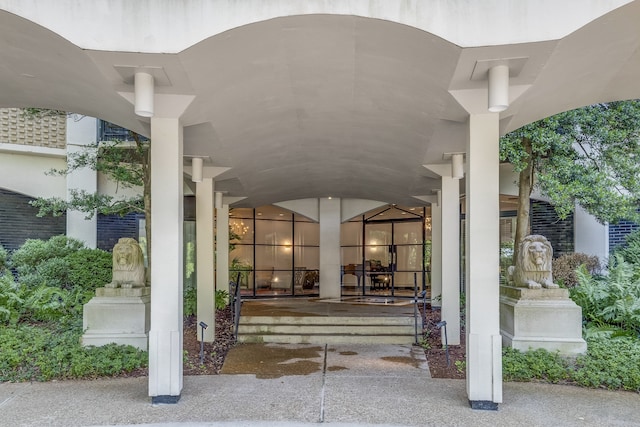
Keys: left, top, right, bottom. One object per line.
{"left": 341, "top": 205, "right": 428, "bottom": 298}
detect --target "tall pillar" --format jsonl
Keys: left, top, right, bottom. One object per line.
{"left": 196, "top": 178, "right": 215, "bottom": 342}
{"left": 148, "top": 117, "right": 184, "bottom": 403}
{"left": 465, "top": 113, "right": 502, "bottom": 409}
{"left": 66, "top": 115, "right": 98, "bottom": 248}
{"left": 319, "top": 197, "right": 341, "bottom": 298}
{"left": 430, "top": 194, "right": 442, "bottom": 308}
{"left": 441, "top": 177, "right": 460, "bottom": 345}
{"left": 216, "top": 200, "right": 230, "bottom": 295}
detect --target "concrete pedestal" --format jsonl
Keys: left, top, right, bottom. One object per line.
{"left": 82, "top": 287, "right": 151, "bottom": 351}
{"left": 500, "top": 286, "right": 587, "bottom": 355}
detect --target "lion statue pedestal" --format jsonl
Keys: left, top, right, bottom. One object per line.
{"left": 82, "top": 238, "right": 150, "bottom": 351}
{"left": 500, "top": 235, "right": 587, "bottom": 355}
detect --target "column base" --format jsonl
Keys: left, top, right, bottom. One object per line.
{"left": 469, "top": 400, "right": 499, "bottom": 411}
{"left": 151, "top": 394, "right": 181, "bottom": 404}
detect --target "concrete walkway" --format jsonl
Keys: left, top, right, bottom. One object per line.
{"left": 1, "top": 343, "right": 639, "bottom": 427}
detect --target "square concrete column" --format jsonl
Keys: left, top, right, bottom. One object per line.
{"left": 148, "top": 117, "right": 184, "bottom": 403}
{"left": 465, "top": 113, "right": 502, "bottom": 409}
{"left": 66, "top": 115, "right": 98, "bottom": 248}
{"left": 319, "top": 197, "right": 341, "bottom": 299}
{"left": 441, "top": 177, "right": 460, "bottom": 345}
{"left": 196, "top": 178, "right": 215, "bottom": 342}
{"left": 216, "top": 201, "right": 230, "bottom": 295}
{"left": 429, "top": 193, "right": 442, "bottom": 308}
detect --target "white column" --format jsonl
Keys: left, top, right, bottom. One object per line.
{"left": 574, "top": 205, "right": 608, "bottom": 263}
{"left": 148, "top": 117, "right": 184, "bottom": 403}
{"left": 196, "top": 178, "right": 215, "bottom": 342}
{"left": 319, "top": 197, "right": 341, "bottom": 298}
{"left": 441, "top": 176, "right": 460, "bottom": 345}
{"left": 216, "top": 201, "right": 230, "bottom": 295}
{"left": 465, "top": 113, "right": 502, "bottom": 408}
{"left": 430, "top": 195, "right": 442, "bottom": 308}
{"left": 66, "top": 115, "right": 98, "bottom": 248}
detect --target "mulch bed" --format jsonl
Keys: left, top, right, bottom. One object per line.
{"left": 421, "top": 305, "right": 466, "bottom": 379}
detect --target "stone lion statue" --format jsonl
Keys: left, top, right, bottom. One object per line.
{"left": 105, "top": 237, "right": 146, "bottom": 288}
{"left": 507, "top": 234, "right": 559, "bottom": 289}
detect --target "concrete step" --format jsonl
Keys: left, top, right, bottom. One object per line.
{"left": 238, "top": 333, "right": 416, "bottom": 345}
{"left": 238, "top": 323, "right": 414, "bottom": 335}
{"left": 237, "top": 314, "right": 417, "bottom": 345}
{"left": 240, "top": 315, "right": 414, "bottom": 326}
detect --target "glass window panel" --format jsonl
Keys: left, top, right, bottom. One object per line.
{"left": 394, "top": 221, "right": 422, "bottom": 244}
{"left": 366, "top": 223, "right": 392, "bottom": 246}
{"left": 341, "top": 221, "right": 362, "bottom": 246}
{"left": 255, "top": 219, "right": 292, "bottom": 245}
{"left": 270, "top": 271, "right": 293, "bottom": 292}
{"left": 294, "top": 246, "right": 319, "bottom": 270}
{"left": 365, "top": 245, "right": 391, "bottom": 267}
{"left": 341, "top": 246, "right": 363, "bottom": 266}
{"left": 393, "top": 271, "right": 425, "bottom": 290}
{"left": 395, "top": 244, "right": 423, "bottom": 271}
{"left": 255, "top": 245, "right": 293, "bottom": 271}
{"left": 294, "top": 222, "right": 319, "bottom": 246}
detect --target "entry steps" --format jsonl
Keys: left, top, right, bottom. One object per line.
{"left": 237, "top": 314, "right": 416, "bottom": 345}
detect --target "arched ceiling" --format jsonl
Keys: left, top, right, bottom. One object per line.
{"left": 2, "top": 2, "right": 640, "bottom": 207}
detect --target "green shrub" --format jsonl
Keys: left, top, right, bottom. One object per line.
{"left": 553, "top": 252, "right": 601, "bottom": 288}
{"left": 615, "top": 229, "right": 640, "bottom": 266}
{"left": 215, "top": 289, "right": 230, "bottom": 310}
{"left": 572, "top": 337, "right": 640, "bottom": 391}
{"left": 0, "top": 244, "right": 8, "bottom": 273}
{"left": 502, "top": 347, "right": 570, "bottom": 383}
{"left": 66, "top": 248, "right": 112, "bottom": 292}
{"left": 0, "top": 275, "right": 25, "bottom": 325}
{"left": 571, "top": 256, "right": 640, "bottom": 335}
{"left": 184, "top": 286, "right": 197, "bottom": 316}
{"left": 11, "top": 236, "right": 84, "bottom": 278}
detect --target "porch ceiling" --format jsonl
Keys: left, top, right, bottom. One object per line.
{"left": 2, "top": 4, "right": 640, "bottom": 207}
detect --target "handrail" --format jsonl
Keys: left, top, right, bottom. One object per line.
{"left": 231, "top": 272, "right": 242, "bottom": 340}
{"left": 413, "top": 272, "right": 429, "bottom": 344}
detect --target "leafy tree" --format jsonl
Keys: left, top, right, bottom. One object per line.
{"left": 500, "top": 101, "right": 640, "bottom": 261}
{"left": 29, "top": 117, "right": 151, "bottom": 281}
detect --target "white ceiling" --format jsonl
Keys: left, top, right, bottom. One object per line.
{"left": 2, "top": 3, "right": 640, "bottom": 207}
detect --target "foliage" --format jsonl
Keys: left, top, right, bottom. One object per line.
{"left": 0, "top": 275, "right": 25, "bottom": 325}
{"left": 552, "top": 252, "right": 601, "bottom": 288}
{"left": 572, "top": 337, "right": 640, "bottom": 391}
{"left": 30, "top": 131, "right": 152, "bottom": 279}
{"left": 11, "top": 236, "right": 84, "bottom": 278}
{"left": 500, "top": 101, "right": 640, "bottom": 256}
{"left": 0, "top": 244, "right": 8, "bottom": 273}
{"left": 0, "top": 322, "right": 147, "bottom": 382}
{"left": 614, "top": 229, "right": 640, "bottom": 268}
{"left": 503, "top": 337, "right": 640, "bottom": 391}
{"left": 65, "top": 248, "right": 113, "bottom": 292}
{"left": 215, "top": 289, "right": 230, "bottom": 310}
{"left": 502, "top": 347, "right": 570, "bottom": 383}
{"left": 184, "top": 286, "right": 197, "bottom": 317}
{"left": 499, "top": 241, "right": 514, "bottom": 282}
{"left": 29, "top": 137, "right": 149, "bottom": 219}
{"left": 229, "top": 257, "right": 252, "bottom": 288}
{"left": 502, "top": 101, "right": 640, "bottom": 224}
{"left": 570, "top": 256, "right": 640, "bottom": 336}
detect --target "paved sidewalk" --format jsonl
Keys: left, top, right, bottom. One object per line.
{"left": 1, "top": 344, "right": 639, "bottom": 427}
